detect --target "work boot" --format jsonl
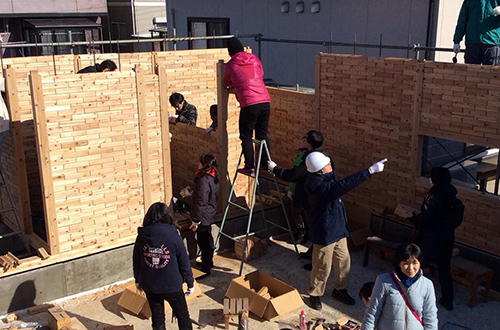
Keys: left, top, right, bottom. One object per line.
{"left": 332, "top": 289, "right": 355, "bottom": 306}
{"left": 309, "top": 295, "right": 322, "bottom": 311}
{"left": 152, "top": 323, "right": 166, "bottom": 330}
{"left": 299, "top": 246, "right": 313, "bottom": 260}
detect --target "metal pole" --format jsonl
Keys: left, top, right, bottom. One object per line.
{"left": 173, "top": 28, "right": 177, "bottom": 51}
{"left": 407, "top": 34, "right": 411, "bottom": 58}
{"left": 414, "top": 43, "right": 420, "bottom": 60}
{"left": 379, "top": 33, "right": 383, "bottom": 57}
{"left": 109, "top": 32, "right": 113, "bottom": 53}
{"left": 353, "top": 33, "right": 357, "bottom": 55}
{"left": 51, "top": 41, "right": 57, "bottom": 75}
{"left": 494, "top": 152, "right": 500, "bottom": 195}
{"left": 117, "top": 38, "right": 121, "bottom": 71}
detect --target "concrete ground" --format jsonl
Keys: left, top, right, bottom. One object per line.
{"left": 4, "top": 238, "right": 500, "bottom": 330}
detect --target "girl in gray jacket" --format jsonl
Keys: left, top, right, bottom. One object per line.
{"left": 361, "top": 243, "right": 438, "bottom": 330}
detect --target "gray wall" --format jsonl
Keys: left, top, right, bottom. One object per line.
{"left": 166, "top": 0, "right": 430, "bottom": 87}
{"left": 0, "top": 0, "right": 107, "bottom": 14}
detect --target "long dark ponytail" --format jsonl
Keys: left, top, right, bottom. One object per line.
{"left": 198, "top": 154, "right": 219, "bottom": 184}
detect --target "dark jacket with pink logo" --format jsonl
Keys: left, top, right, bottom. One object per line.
{"left": 133, "top": 223, "right": 194, "bottom": 293}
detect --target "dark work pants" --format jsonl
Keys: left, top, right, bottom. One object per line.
{"left": 437, "top": 236, "right": 455, "bottom": 305}
{"left": 465, "top": 43, "right": 500, "bottom": 65}
{"left": 196, "top": 225, "right": 214, "bottom": 270}
{"left": 145, "top": 290, "right": 192, "bottom": 330}
{"left": 239, "top": 102, "right": 271, "bottom": 169}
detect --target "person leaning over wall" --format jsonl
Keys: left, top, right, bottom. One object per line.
{"left": 169, "top": 93, "right": 198, "bottom": 126}
{"left": 304, "top": 152, "right": 387, "bottom": 310}
{"left": 205, "top": 105, "right": 218, "bottom": 133}
{"left": 77, "top": 59, "right": 118, "bottom": 73}
{"left": 453, "top": 0, "right": 500, "bottom": 65}
{"left": 133, "top": 202, "right": 194, "bottom": 330}
{"left": 223, "top": 37, "right": 271, "bottom": 176}
{"left": 361, "top": 243, "right": 438, "bottom": 330}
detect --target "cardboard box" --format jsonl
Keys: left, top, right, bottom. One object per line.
{"left": 225, "top": 270, "right": 304, "bottom": 320}
{"left": 118, "top": 278, "right": 202, "bottom": 318}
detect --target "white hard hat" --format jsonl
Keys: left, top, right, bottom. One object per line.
{"left": 305, "top": 152, "right": 330, "bottom": 173}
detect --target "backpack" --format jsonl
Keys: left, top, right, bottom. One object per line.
{"left": 441, "top": 197, "right": 464, "bottom": 230}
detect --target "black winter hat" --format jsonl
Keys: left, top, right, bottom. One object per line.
{"left": 227, "top": 37, "right": 244, "bottom": 56}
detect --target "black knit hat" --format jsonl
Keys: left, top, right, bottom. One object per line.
{"left": 227, "top": 37, "right": 244, "bottom": 56}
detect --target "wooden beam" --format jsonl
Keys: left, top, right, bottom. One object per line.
{"left": 29, "top": 71, "right": 60, "bottom": 254}
{"left": 158, "top": 65, "right": 173, "bottom": 209}
{"left": 216, "top": 60, "right": 229, "bottom": 210}
{"left": 73, "top": 55, "right": 81, "bottom": 73}
{"left": 151, "top": 52, "right": 158, "bottom": 75}
{"left": 3, "top": 66, "right": 33, "bottom": 234}
{"left": 408, "top": 61, "right": 425, "bottom": 200}
{"left": 134, "top": 65, "right": 151, "bottom": 212}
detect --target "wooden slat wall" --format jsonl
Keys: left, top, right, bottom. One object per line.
{"left": 268, "top": 53, "right": 500, "bottom": 256}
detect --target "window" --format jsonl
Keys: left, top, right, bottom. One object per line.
{"left": 187, "top": 18, "right": 229, "bottom": 49}
{"left": 421, "top": 136, "right": 500, "bottom": 195}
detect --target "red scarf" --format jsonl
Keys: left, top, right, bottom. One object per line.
{"left": 195, "top": 168, "right": 216, "bottom": 178}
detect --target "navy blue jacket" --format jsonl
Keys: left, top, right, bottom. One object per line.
{"left": 191, "top": 172, "right": 219, "bottom": 226}
{"left": 133, "top": 223, "right": 194, "bottom": 293}
{"left": 304, "top": 169, "right": 371, "bottom": 245}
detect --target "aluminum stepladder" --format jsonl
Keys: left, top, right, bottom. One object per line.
{"left": 214, "top": 138, "right": 299, "bottom": 275}
{"left": 0, "top": 162, "right": 31, "bottom": 255}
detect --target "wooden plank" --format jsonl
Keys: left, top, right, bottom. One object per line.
{"left": 223, "top": 298, "right": 230, "bottom": 315}
{"left": 29, "top": 71, "right": 60, "bottom": 255}
{"left": 134, "top": 65, "right": 151, "bottom": 212}
{"left": 408, "top": 62, "right": 424, "bottom": 200}
{"left": 158, "top": 65, "right": 173, "bottom": 209}
{"left": 37, "top": 247, "right": 50, "bottom": 260}
{"left": 27, "top": 303, "right": 55, "bottom": 315}
{"left": 3, "top": 66, "right": 33, "bottom": 234}
{"left": 216, "top": 60, "right": 229, "bottom": 211}
{"left": 48, "top": 307, "right": 71, "bottom": 330}
{"left": 73, "top": 55, "right": 81, "bottom": 73}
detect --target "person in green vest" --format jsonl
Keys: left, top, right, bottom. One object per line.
{"left": 453, "top": 0, "right": 500, "bottom": 65}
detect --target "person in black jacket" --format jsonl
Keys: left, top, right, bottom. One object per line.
{"left": 304, "top": 152, "right": 387, "bottom": 310}
{"left": 410, "top": 167, "right": 460, "bottom": 311}
{"left": 169, "top": 93, "right": 198, "bottom": 126}
{"left": 267, "top": 130, "right": 327, "bottom": 260}
{"left": 189, "top": 154, "right": 219, "bottom": 276}
{"left": 77, "top": 59, "right": 117, "bottom": 73}
{"left": 133, "top": 202, "right": 194, "bottom": 330}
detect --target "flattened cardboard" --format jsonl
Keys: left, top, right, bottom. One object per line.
{"left": 118, "top": 278, "right": 201, "bottom": 318}
{"left": 225, "top": 270, "right": 304, "bottom": 320}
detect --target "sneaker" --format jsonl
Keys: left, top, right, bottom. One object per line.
{"left": 309, "top": 295, "right": 322, "bottom": 311}
{"left": 332, "top": 289, "right": 355, "bottom": 305}
{"left": 303, "top": 263, "right": 312, "bottom": 271}
{"left": 439, "top": 298, "right": 454, "bottom": 311}
{"left": 237, "top": 167, "right": 255, "bottom": 176}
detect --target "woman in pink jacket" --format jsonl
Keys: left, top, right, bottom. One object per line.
{"left": 223, "top": 37, "right": 271, "bottom": 175}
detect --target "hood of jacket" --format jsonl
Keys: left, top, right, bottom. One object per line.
{"left": 137, "top": 223, "right": 178, "bottom": 246}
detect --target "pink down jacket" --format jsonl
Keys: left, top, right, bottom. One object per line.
{"left": 223, "top": 51, "right": 270, "bottom": 108}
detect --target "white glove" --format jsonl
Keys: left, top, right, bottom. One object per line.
{"left": 180, "top": 186, "right": 192, "bottom": 198}
{"left": 189, "top": 222, "right": 199, "bottom": 232}
{"left": 493, "top": 6, "right": 500, "bottom": 16}
{"left": 286, "top": 190, "right": 293, "bottom": 201}
{"left": 369, "top": 158, "right": 388, "bottom": 174}
{"left": 169, "top": 114, "right": 179, "bottom": 120}
{"left": 453, "top": 44, "right": 460, "bottom": 54}
{"left": 135, "top": 283, "right": 143, "bottom": 292}
{"left": 185, "top": 286, "right": 195, "bottom": 297}
{"left": 267, "top": 160, "right": 277, "bottom": 172}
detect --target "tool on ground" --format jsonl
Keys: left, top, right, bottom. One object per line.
{"left": 214, "top": 138, "right": 298, "bottom": 275}
{"left": 299, "top": 310, "right": 306, "bottom": 330}
{"left": 312, "top": 318, "right": 325, "bottom": 330}
{"left": 237, "top": 310, "right": 248, "bottom": 330}
{"left": 190, "top": 318, "right": 207, "bottom": 329}
{"left": 306, "top": 321, "right": 313, "bottom": 330}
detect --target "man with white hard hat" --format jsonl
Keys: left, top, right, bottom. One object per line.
{"left": 304, "top": 152, "right": 387, "bottom": 310}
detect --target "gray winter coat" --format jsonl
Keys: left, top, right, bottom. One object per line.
{"left": 361, "top": 272, "right": 438, "bottom": 330}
